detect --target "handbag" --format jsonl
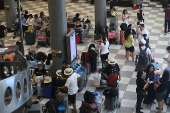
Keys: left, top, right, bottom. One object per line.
{"left": 139, "top": 88, "right": 148, "bottom": 99}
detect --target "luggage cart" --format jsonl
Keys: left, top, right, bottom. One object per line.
{"left": 36, "top": 30, "right": 48, "bottom": 48}
{"left": 104, "top": 86, "right": 121, "bottom": 113}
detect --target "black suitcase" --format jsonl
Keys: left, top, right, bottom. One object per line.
{"left": 25, "top": 32, "right": 36, "bottom": 45}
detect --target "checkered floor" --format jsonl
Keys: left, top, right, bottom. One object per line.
{"left": 1, "top": 0, "right": 170, "bottom": 113}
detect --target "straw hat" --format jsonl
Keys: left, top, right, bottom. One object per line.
{"left": 108, "top": 58, "right": 117, "bottom": 65}
{"left": 44, "top": 76, "right": 52, "bottom": 83}
{"left": 56, "top": 70, "right": 62, "bottom": 76}
{"left": 64, "top": 68, "right": 74, "bottom": 75}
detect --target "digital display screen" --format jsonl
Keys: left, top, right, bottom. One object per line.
{"left": 69, "top": 32, "right": 77, "bottom": 62}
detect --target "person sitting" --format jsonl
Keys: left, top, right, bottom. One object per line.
{"left": 39, "top": 11, "right": 46, "bottom": 21}
{"left": 13, "top": 14, "right": 26, "bottom": 39}
{"left": 135, "top": 39, "right": 151, "bottom": 71}
{"left": 45, "top": 53, "right": 53, "bottom": 69}
{"left": 33, "top": 14, "right": 42, "bottom": 30}
{"left": 73, "top": 13, "right": 80, "bottom": 22}
{"left": 24, "top": 10, "right": 29, "bottom": 20}
{"left": 26, "top": 55, "right": 37, "bottom": 68}
{"left": 23, "top": 14, "right": 34, "bottom": 33}
{"left": 74, "top": 19, "right": 84, "bottom": 42}
{"left": 33, "top": 62, "right": 46, "bottom": 99}
{"left": 102, "top": 58, "right": 121, "bottom": 80}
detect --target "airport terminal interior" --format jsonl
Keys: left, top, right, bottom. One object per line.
{"left": 0, "top": 0, "right": 170, "bottom": 113}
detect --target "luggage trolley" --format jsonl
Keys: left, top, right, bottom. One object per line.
{"left": 108, "top": 26, "right": 118, "bottom": 45}
{"left": 36, "top": 30, "right": 48, "bottom": 48}
{"left": 104, "top": 85, "right": 121, "bottom": 113}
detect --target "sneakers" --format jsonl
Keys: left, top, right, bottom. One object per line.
{"left": 126, "top": 60, "right": 129, "bottom": 63}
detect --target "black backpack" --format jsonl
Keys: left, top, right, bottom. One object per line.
{"left": 42, "top": 99, "right": 61, "bottom": 113}
{"left": 84, "top": 90, "right": 95, "bottom": 104}
{"left": 138, "top": 47, "right": 148, "bottom": 64}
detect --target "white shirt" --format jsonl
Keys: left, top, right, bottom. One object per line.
{"left": 100, "top": 41, "right": 109, "bottom": 55}
{"left": 136, "top": 46, "right": 151, "bottom": 56}
{"left": 26, "top": 18, "right": 34, "bottom": 25}
{"left": 138, "top": 28, "right": 149, "bottom": 42}
{"left": 33, "top": 18, "right": 42, "bottom": 27}
{"left": 65, "top": 73, "right": 80, "bottom": 95}
{"left": 123, "top": 14, "right": 128, "bottom": 25}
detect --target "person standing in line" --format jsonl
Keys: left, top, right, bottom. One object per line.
{"left": 136, "top": 71, "right": 149, "bottom": 113}
{"left": 100, "top": 35, "right": 109, "bottom": 62}
{"left": 58, "top": 68, "right": 81, "bottom": 113}
{"left": 122, "top": 9, "right": 129, "bottom": 25}
{"left": 154, "top": 70, "right": 169, "bottom": 113}
{"left": 164, "top": 4, "right": 170, "bottom": 35}
{"left": 124, "top": 28, "right": 135, "bottom": 62}
{"left": 164, "top": 66, "right": 170, "bottom": 104}
{"left": 137, "top": 9, "right": 144, "bottom": 23}
{"left": 0, "top": 21, "right": 7, "bottom": 47}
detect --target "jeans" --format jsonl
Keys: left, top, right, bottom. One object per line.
{"left": 165, "top": 20, "right": 170, "bottom": 33}
{"left": 136, "top": 90, "right": 144, "bottom": 112}
{"left": 165, "top": 81, "right": 170, "bottom": 101}
{"left": 37, "top": 83, "right": 42, "bottom": 96}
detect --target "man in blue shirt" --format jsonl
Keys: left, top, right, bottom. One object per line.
{"left": 13, "top": 14, "right": 26, "bottom": 39}
{"left": 164, "top": 66, "right": 170, "bottom": 103}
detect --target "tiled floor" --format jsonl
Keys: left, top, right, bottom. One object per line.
{"left": 1, "top": 0, "right": 170, "bottom": 113}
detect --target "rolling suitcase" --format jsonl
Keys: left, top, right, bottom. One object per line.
{"left": 94, "top": 22, "right": 102, "bottom": 40}
{"left": 120, "top": 31, "right": 124, "bottom": 45}
{"left": 25, "top": 32, "right": 36, "bottom": 45}
{"left": 104, "top": 95, "right": 119, "bottom": 110}
{"left": 76, "top": 34, "right": 81, "bottom": 43}
{"left": 81, "top": 52, "right": 90, "bottom": 64}
{"left": 42, "top": 84, "right": 53, "bottom": 98}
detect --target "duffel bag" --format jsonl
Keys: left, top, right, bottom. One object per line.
{"left": 81, "top": 101, "right": 99, "bottom": 112}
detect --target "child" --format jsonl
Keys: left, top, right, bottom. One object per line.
{"left": 153, "top": 72, "right": 161, "bottom": 85}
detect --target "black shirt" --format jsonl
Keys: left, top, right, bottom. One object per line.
{"left": 103, "top": 63, "right": 120, "bottom": 76}
{"left": 24, "top": 14, "right": 29, "bottom": 20}
{"left": 33, "top": 68, "right": 46, "bottom": 76}
{"left": 156, "top": 78, "right": 168, "bottom": 93}
{"left": 137, "top": 13, "right": 144, "bottom": 20}
{"left": 136, "top": 78, "right": 146, "bottom": 92}
{"left": 0, "top": 25, "right": 6, "bottom": 38}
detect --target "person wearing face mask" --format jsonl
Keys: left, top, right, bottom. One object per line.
{"left": 136, "top": 71, "right": 150, "bottom": 113}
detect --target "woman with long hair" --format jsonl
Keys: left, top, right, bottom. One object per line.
{"left": 136, "top": 71, "right": 150, "bottom": 113}
{"left": 45, "top": 53, "right": 53, "bottom": 69}
{"left": 100, "top": 35, "right": 109, "bottom": 62}
{"left": 154, "top": 70, "right": 169, "bottom": 113}
{"left": 137, "top": 9, "right": 144, "bottom": 23}
{"left": 122, "top": 9, "right": 129, "bottom": 25}
{"left": 124, "top": 28, "right": 134, "bottom": 62}
{"left": 143, "top": 64, "right": 156, "bottom": 107}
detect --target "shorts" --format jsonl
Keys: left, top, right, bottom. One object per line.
{"left": 68, "top": 94, "right": 76, "bottom": 104}
{"left": 156, "top": 90, "right": 167, "bottom": 102}
{"left": 125, "top": 46, "right": 134, "bottom": 52}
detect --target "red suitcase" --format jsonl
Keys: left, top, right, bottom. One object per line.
{"left": 81, "top": 52, "right": 90, "bottom": 63}
{"left": 76, "top": 34, "right": 81, "bottom": 43}
{"left": 120, "top": 31, "right": 124, "bottom": 45}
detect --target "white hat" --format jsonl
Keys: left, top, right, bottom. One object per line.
{"left": 91, "top": 47, "right": 95, "bottom": 50}
{"left": 44, "top": 76, "right": 52, "bottom": 83}
{"left": 56, "top": 70, "right": 62, "bottom": 76}
{"left": 108, "top": 58, "right": 117, "bottom": 65}
{"left": 64, "top": 68, "right": 74, "bottom": 75}
{"left": 140, "top": 39, "right": 146, "bottom": 45}
{"left": 37, "top": 62, "right": 43, "bottom": 65}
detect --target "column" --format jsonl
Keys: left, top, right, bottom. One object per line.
{"left": 4, "top": 0, "right": 16, "bottom": 29}
{"left": 94, "top": 0, "right": 107, "bottom": 32}
{"left": 48, "top": 0, "right": 67, "bottom": 73}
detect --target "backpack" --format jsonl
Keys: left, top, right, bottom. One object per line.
{"left": 42, "top": 99, "right": 61, "bottom": 113}
{"left": 138, "top": 47, "right": 148, "bottom": 64}
{"left": 107, "top": 73, "right": 118, "bottom": 87}
{"left": 84, "top": 90, "right": 96, "bottom": 104}
{"left": 103, "top": 88, "right": 118, "bottom": 97}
